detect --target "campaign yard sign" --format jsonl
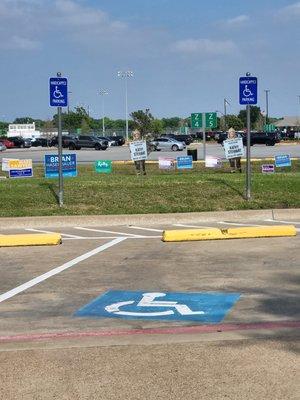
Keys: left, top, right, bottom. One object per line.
{"left": 274, "top": 155, "right": 291, "bottom": 168}
{"left": 262, "top": 164, "right": 275, "bottom": 174}
{"left": 177, "top": 156, "right": 193, "bottom": 169}
{"left": 205, "top": 156, "right": 222, "bottom": 168}
{"left": 44, "top": 154, "right": 77, "bottom": 178}
{"left": 8, "top": 159, "right": 33, "bottom": 178}
{"left": 158, "top": 157, "right": 176, "bottom": 170}
{"left": 223, "top": 138, "right": 244, "bottom": 159}
{"left": 129, "top": 141, "right": 148, "bottom": 161}
{"left": 95, "top": 160, "right": 112, "bottom": 173}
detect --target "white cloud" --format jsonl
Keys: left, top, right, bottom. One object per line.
{"left": 0, "top": 35, "right": 41, "bottom": 50}
{"left": 225, "top": 15, "right": 249, "bottom": 26}
{"left": 171, "top": 38, "right": 237, "bottom": 56}
{"left": 277, "top": 2, "right": 300, "bottom": 19}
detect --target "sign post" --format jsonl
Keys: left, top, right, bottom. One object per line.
{"left": 239, "top": 74, "right": 258, "bottom": 200}
{"left": 191, "top": 112, "right": 217, "bottom": 160}
{"left": 49, "top": 73, "right": 68, "bottom": 207}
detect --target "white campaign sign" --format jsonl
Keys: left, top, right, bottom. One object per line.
{"left": 1, "top": 158, "right": 18, "bottom": 172}
{"left": 223, "top": 138, "right": 244, "bottom": 159}
{"left": 129, "top": 140, "right": 148, "bottom": 161}
{"left": 205, "top": 156, "right": 222, "bottom": 168}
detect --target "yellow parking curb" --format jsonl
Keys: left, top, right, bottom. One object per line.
{"left": 0, "top": 233, "right": 62, "bottom": 247}
{"left": 162, "top": 225, "right": 297, "bottom": 242}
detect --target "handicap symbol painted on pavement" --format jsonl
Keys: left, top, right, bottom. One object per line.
{"left": 75, "top": 291, "right": 241, "bottom": 323}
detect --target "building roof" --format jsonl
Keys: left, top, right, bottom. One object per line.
{"left": 274, "top": 116, "right": 300, "bottom": 127}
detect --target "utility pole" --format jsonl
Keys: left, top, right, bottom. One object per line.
{"left": 265, "top": 90, "right": 270, "bottom": 126}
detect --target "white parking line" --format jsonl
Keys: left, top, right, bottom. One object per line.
{"left": 74, "top": 227, "right": 145, "bottom": 238}
{"left": 0, "top": 237, "right": 126, "bottom": 304}
{"left": 127, "top": 226, "right": 164, "bottom": 232}
{"left": 25, "top": 228, "right": 84, "bottom": 239}
{"left": 218, "top": 222, "right": 262, "bottom": 227}
{"left": 173, "top": 224, "right": 215, "bottom": 229}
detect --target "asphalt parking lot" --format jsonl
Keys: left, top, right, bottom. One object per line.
{"left": 0, "top": 218, "right": 299, "bottom": 399}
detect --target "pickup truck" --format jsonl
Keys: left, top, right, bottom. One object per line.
{"left": 68, "top": 135, "right": 108, "bottom": 150}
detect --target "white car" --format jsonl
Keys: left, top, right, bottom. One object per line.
{"left": 150, "top": 137, "right": 186, "bottom": 152}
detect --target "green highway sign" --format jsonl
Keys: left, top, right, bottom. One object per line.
{"left": 191, "top": 113, "right": 202, "bottom": 129}
{"left": 264, "top": 124, "right": 276, "bottom": 133}
{"left": 205, "top": 112, "right": 217, "bottom": 129}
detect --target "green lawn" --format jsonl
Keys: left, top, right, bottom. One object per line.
{"left": 0, "top": 162, "right": 299, "bottom": 217}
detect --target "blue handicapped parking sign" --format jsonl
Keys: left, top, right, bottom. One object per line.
{"left": 75, "top": 291, "right": 240, "bottom": 323}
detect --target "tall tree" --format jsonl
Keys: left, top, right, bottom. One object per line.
{"left": 130, "top": 109, "right": 154, "bottom": 137}
{"left": 238, "top": 106, "right": 261, "bottom": 128}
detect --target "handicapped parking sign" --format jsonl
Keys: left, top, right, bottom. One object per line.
{"left": 239, "top": 76, "right": 257, "bottom": 105}
{"left": 75, "top": 291, "right": 240, "bottom": 323}
{"left": 49, "top": 77, "right": 68, "bottom": 107}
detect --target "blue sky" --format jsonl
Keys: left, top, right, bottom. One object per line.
{"left": 0, "top": 0, "right": 299, "bottom": 122}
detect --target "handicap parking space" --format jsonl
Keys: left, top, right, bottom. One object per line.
{"left": 0, "top": 220, "right": 299, "bottom": 338}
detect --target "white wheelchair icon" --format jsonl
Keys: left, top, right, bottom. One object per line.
{"left": 53, "top": 86, "right": 64, "bottom": 99}
{"left": 105, "top": 292, "right": 205, "bottom": 317}
{"left": 243, "top": 85, "right": 253, "bottom": 97}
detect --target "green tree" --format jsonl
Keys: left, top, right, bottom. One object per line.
{"left": 150, "top": 119, "right": 164, "bottom": 136}
{"left": 238, "top": 106, "right": 261, "bottom": 128}
{"left": 225, "top": 115, "right": 244, "bottom": 131}
{"left": 130, "top": 109, "right": 154, "bottom": 137}
{"left": 80, "top": 119, "right": 90, "bottom": 134}
{"left": 13, "top": 117, "right": 35, "bottom": 124}
{"left": 161, "top": 117, "right": 181, "bottom": 129}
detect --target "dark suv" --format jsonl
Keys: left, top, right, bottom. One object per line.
{"left": 68, "top": 135, "right": 108, "bottom": 150}
{"left": 217, "top": 131, "right": 280, "bottom": 146}
{"left": 50, "top": 134, "right": 78, "bottom": 148}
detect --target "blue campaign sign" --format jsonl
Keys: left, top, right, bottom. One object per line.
{"left": 275, "top": 154, "right": 291, "bottom": 168}
{"left": 44, "top": 153, "right": 77, "bottom": 178}
{"left": 9, "top": 168, "right": 33, "bottom": 178}
{"left": 239, "top": 76, "right": 258, "bottom": 105}
{"left": 49, "top": 77, "right": 68, "bottom": 107}
{"left": 75, "top": 291, "right": 241, "bottom": 323}
{"left": 177, "top": 156, "right": 193, "bottom": 169}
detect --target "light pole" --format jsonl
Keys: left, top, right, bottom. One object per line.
{"left": 118, "top": 70, "right": 134, "bottom": 141}
{"left": 67, "top": 91, "right": 72, "bottom": 115}
{"left": 99, "top": 89, "right": 108, "bottom": 134}
{"left": 224, "top": 98, "right": 230, "bottom": 131}
{"left": 264, "top": 89, "right": 270, "bottom": 126}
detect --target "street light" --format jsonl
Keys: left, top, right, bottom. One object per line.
{"left": 224, "top": 98, "right": 230, "bottom": 131}
{"left": 264, "top": 89, "right": 270, "bottom": 126}
{"left": 99, "top": 89, "right": 108, "bottom": 134}
{"left": 117, "top": 70, "right": 134, "bottom": 141}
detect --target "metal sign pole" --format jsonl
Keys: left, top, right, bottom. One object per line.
{"left": 57, "top": 104, "right": 63, "bottom": 207}
{"left": 202, "top": 112, "right": 206, "bottom": 160}
{"left": 246, "top": 104, "right": 251, "bottom": 200}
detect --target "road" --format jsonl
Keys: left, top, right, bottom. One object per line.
{"left": 1, "top": 142, "right": 299, "bottom": 163}
{"left": 0, "top": 216, "right": 299, "bottom": 399}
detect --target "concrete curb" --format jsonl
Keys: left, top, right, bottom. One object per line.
{"left": 0, "top": 209, "right": 300, "bottom": 229}
{"left": 0, "top": 233, "right": 62, "bottom": 247}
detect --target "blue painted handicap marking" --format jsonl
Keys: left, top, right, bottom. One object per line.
{"left": 75, "top": 291, "right": 240, "bottom": 323}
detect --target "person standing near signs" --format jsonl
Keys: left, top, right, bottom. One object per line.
{"left": 132, "top": 129, "right": 146, "bottom": 175}
{"left": 227, "top": 127, "right": 242, "bottom": 173}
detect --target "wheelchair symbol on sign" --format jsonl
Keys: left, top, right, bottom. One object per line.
{"left": 105, "top": 292, "right": 205, "bottom": 317}
{"left": 243, "top": 85, "right": 253, "bottom": 98}
{"left": 53, "top": 86, "right": 64, "bottom": 99}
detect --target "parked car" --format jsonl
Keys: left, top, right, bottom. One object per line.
{"left": 150, "top": 137, "right": 186, "bottom": 152}
{"left": 163, "top": 134, "right": 194, "bottom": 145}
{"left": 0, "top": 143, "right": 6, "bottom": 152}
{"left": 30, "top": 138, "right": 50, "bottom": 147}
{"left": 7, "top": 136, "right": 31, "bottom": 148}
{"left": 0, "top": 138, "right": 14, "bottom": 148}
{"left": 192, "top": 131, "right": 215, "bottom": 141}
{"left": 68, "top": 135, "right": 108, "bottom": 150}
{"left": 50, "top": 134, "right": 78, "bottom": 148}
{"left": 106, "top": 135, "right": 125, "bottom": 146}
{"left": 97, "top": 136, "right": 115, "bottom": 147}
{"left": 217, "top": 131, "right": 280, "bottom": 146}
